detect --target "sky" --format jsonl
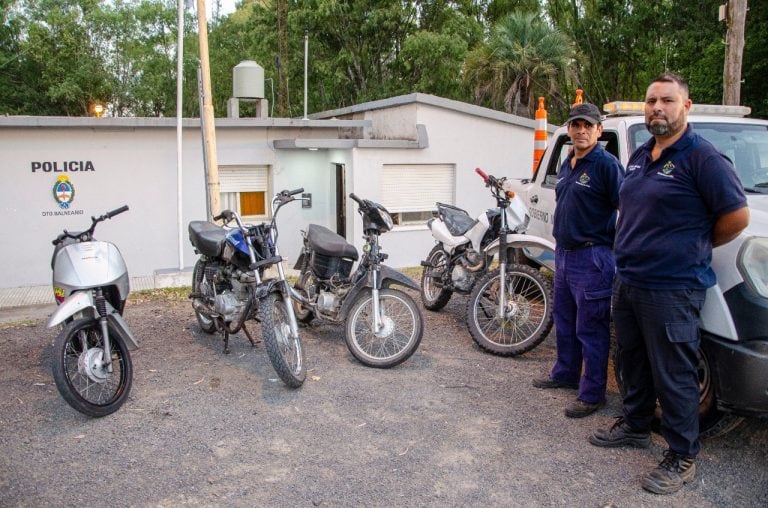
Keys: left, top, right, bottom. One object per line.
{"left": 205, "top": 0, "right": 237, "bottom": 18}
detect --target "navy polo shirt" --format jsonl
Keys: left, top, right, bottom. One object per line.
{"left": 615, "top": 125, "right": 747, "bottom": 289}
{"left": 553, "top": 142, "right": 624, "bottom": 249}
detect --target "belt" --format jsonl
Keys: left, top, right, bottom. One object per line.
{"left": 563, "top": 242, "right": 595, "bottom": 252}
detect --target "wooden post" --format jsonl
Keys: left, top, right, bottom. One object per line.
{"left": 197, "top": 0, "right": 221, "bottom": 219}
{"left": 723, "top": 0, "right": 747, "bottom": 106}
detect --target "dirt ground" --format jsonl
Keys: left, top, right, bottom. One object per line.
{"left": 1, "top": 291, "right": 767, "bottom": 507}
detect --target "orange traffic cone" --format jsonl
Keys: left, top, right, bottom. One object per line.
{"left": 533, "top": 97, "right": 547, "bottom": 174}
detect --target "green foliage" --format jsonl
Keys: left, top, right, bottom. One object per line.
{"left": 464, "top": 11, "right": 576, "bottom": 117}
{"left": 0, "top": 0, "right": 766, "bottom": 119}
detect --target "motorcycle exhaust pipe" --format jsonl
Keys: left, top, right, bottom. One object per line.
{"left": 192, "top": 298, "right": 218, "bottom": 318}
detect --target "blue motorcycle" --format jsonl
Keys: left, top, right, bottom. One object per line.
{"left": 188, "top": 189, "right": 306, "bottom": 388}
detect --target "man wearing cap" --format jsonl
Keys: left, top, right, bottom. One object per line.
{"left": 532, "top": 102, "right": 624, "bottom": 418}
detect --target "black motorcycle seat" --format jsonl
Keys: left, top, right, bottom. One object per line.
{"left": 307, "top": 224, "right": 359, "bottom": 260}
{"left": 188, "top": 221, "right": 227, "bottom": 257}
{"left": 437, "top": 203, "right": 477, "bottom": 236}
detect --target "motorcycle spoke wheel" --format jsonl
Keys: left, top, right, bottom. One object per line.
{"left": 345, "top": 288, "right": 423, "bottom": 368}
{"left": 467, "top": 266, "right": 553, "bottom": 356}
{"left": 192, "top": 259, "right": 216, "bottom": 334}
{"left": 262, "top": 291, "right": 306, "bottom": 388}
{"left": 420, "top": 245, "right": 452, "bottom": 311}
{"left": 52, "top": 318, "right": 133, "bottom": 417}
{"left": 292, "top": 270, "right": 316, "bottom": 324}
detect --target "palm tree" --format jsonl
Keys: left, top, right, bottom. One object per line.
{"left": 464, "top": 12, "right": 577, "bottom": 117}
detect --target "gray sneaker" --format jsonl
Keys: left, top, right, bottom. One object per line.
{"left": 641, "top": 450, "right": 696, "bottom": 494}
{"left": 589, "top": 417, "right": 651, "bottom": 448}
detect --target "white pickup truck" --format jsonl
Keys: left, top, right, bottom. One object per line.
{"left": 508, "top": 102, "right": 768, "bottom": 437}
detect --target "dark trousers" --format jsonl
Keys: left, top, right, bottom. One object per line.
{"left": 612, "top": 279, "right": 705, "bottom": 457}
{"left": 550, "top": 245, "right": 614, "bottom": 404}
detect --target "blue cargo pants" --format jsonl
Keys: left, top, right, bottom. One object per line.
{"left": 612, "top": 279, "right": 705, "bottom": 457}
{"left": 550, "top": 245, "right": 614, "bottom": 404}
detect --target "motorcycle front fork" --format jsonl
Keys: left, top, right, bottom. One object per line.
{"left": 274, "top": 261, "right": 301, "bottom": 340}
{"left": 94, "top": 289, "right": 114, "bottom": 373}
{"left": 370, "top": 268, "right": 385, "bottom": 333}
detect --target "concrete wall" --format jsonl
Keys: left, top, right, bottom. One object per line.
{"left": 1, "top": 95, "right": 542, "bottom": 289}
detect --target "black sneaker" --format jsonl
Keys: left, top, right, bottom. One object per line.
{"left": 589, "top": 416, "right": 651, "bottom": 448}
{"left": 641, "top": 450, "right": 696, "bottom": 494}
{"left": 565, "top": 399, "right": 606, "bottom": 418}
{"left": 532, "top": 377, "right": 579, "bottom": 390}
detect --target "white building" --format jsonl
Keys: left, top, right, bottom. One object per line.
{"left": 0, "top": 93, "right": 551, "bottom": 290}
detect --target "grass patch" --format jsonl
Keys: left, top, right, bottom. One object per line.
{"left": 129, "top": 286, "right": 191, "bottom": 304}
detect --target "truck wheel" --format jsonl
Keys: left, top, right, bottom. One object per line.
{"left": 612, "top": 343, "right": 743, "bottom": 439}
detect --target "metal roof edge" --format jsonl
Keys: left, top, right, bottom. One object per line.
{"left": 310, "top": 93, "right": 545, "bottom": 130}
{"left": 0, "top": 116, "right": 371, "bottom": 129}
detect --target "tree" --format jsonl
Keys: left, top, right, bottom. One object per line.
{"left": 464, "top": 11, "right": 577, "bottom": 118}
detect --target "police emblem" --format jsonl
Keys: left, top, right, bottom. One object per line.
{"left": 662, "top": 161, "right": 675, "bottom": 175}
{"left": 53, "top": 175, "right": 75, "bottom": 209}
{"left": 578, "top": 172, "right": 591, "bottom": 185}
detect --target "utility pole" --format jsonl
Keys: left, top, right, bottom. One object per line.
{"left": 196, "top": 0, "right": 221, "bottom": 219}
{"left": 276, "top": 0, "right": 289, "bottom": 117}
{"left": 722, "top": 0, "right": 748, "bottom": 105}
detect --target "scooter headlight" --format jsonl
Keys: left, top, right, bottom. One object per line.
{"left": 737, "top": 237, "right": 768, "bottom": 298}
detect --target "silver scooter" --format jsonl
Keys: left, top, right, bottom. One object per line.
{"left": 47, "top": 206, "right": 138, "bottom": 417}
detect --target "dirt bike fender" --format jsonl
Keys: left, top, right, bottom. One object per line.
{"left": 107, "top": 312, "right": 139, "bottom": 350}
{"left": 379, "top": 265, "right": 420, "bottom": 291}
{"left": 484, "top": 234, "right": 556, "bottom": 257}
{"left": 293, "top": 252, "right": 306, "bottom": 270}
{"left": 338, "top": 267, "right": 418, "bottom": 318}
{"left": 47, "top": 291, "right": 96, "bottom": 328}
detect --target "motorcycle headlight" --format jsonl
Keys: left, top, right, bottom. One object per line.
{"left": 737, "top": 237, "right": 768, "bottom": 298}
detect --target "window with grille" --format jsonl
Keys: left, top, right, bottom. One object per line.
{"left": 381, "top": 164, "right": 455, "bottom": 226}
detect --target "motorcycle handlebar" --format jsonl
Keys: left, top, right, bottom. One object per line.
{"left": 283, "top": 188, "right": 304, "bottom": 196}
{"left": 475, "top": 167, "right": 489, "bottom": 182}
{"left": 106, "top": 205, "right": 129, "bottom": 219}
{"left": 349, "top": 193, "right": 363, "bottom": 205}
{"left": 213, "top": 210, "right": 235, "bottom": 223}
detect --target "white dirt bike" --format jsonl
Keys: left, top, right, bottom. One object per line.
{"left": 420, "top": 168, "right": 555, "bottom": 356}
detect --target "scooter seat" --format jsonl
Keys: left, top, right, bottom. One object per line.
{"left": 188, "top": 221, "right": 227, "bottom": 257}
{"left": 438, "top": 203, "right": 477, "bottom": 236}
{"left": 307, "top": 224, "right": 359, "bottom": 260}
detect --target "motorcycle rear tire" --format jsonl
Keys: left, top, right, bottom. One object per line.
{"left": 192, "top": 259, "right": 217, "bottom": 334}
{"left": 467, "top": 265, "right": 553, "bottom": 356}
{"left": 262, "top": 291, "right": 306, "bottom": 388}
{"left": 52, "top": 317, "right": 133, "bottom": 417}
{"left": 292, "top": 270, "right": 316, "bottom": 324}
{"left": 345, "top": 288, "right": 423, "bottom": 368}
{"left": 420, "top": 245, "right": 453, "bottom": 311}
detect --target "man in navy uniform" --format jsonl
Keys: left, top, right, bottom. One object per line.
{"left": 532, "top": 102, "right": 623, "bottom": 418}
{"left": 589, "top": 73, "right": 749, "bottom": 494}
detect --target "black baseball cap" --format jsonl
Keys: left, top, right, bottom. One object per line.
{"left": 567, "top": 103, "right": 602, "bottom": 124}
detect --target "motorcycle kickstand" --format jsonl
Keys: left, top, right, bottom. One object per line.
{"left": 222, "top": 331, "right": 231, "bottom": 354}
{"left": 241, "top": 323, "right": 261, "bottom": 347}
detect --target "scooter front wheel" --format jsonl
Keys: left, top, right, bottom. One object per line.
{"left": 345, "top": 288, "right": 423, "bottom": 368}
{"left": 52, "top": 317, "right": 133, "bottom": 417}
{"left": 467, "top": 265, "right": 553, "bottom": 356}
{"left": 262, "top": 291, "right": 306, "bottom": 388}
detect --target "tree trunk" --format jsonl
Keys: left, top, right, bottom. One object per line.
{"left": 723, "top": 0, "right": 747, "bottom": 105}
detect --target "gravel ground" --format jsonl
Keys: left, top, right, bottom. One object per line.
{"left": 1, "top": 291, "right": 767, "bottom": 507}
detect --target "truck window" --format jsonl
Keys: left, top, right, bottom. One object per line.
{"left": 628, "top": 122, "right": 768, "bottom": 192}
{"left": 541, "top": 131, "right": 621, "bottom": 188}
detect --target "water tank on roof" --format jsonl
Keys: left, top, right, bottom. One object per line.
{"left": 233, "top": 60, "right": 264, "bottom": 99}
